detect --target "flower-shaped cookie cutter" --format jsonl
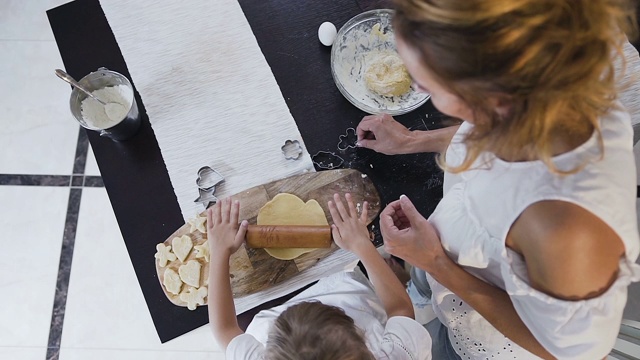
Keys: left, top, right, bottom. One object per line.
{"left": 312, "top": 151, "right": 345, "bottom": 170}
{"left": 337, "top": 128, "right": 358, "bottom": 151}
{"left": 281, "top": 140, "right": 303, "bottom": 160}
{"left": 194, "top": 166, "right": 225, "bottom": 207}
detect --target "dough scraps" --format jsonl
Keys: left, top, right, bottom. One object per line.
{"left": 154, "top": 243, "right": 176, "bottom": 267}
{"left": 364, "top": 51, "right": 412, "bottom": 97}
{"left": 178, "top": 260, "right": 201, "bottom": 288}
{"left": 188, "top": 214, "right": 207, "bottom": 233}
{"left": 179, "top": 286, "right": 208, "bottom": 311}
{"left": 257, "top": 193, "right": 329, "bottom": 260}
{"left": 172, "top": 235, "right": 193, "bottom": 263}
{"left": 194, "top": 240, "right": 210, "bottom": 262}
{"left": 163, "top": 268, "right": 183, "bottom": 295}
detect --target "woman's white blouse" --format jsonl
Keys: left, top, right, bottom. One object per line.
{"left": 427, "top": 105, "right": 640, "bottom": 359}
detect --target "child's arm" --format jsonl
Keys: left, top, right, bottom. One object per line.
{"left": 206, "top": 198, "right": 248, "bottom": 350}
{"left": 328, "top": 193, "right": 415, "bottom": 319}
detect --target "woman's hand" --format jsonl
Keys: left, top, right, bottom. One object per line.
{"left": 206, "top": 198, "right": 248, "bottom": 261}
{"left": 380, "top": 195, "right": 447, "bottom": 272}
{"left": 356, "top": 113, "right": 415, "bottom": 155}
{"left": 328, "top": 193, "right": 372, "bottom": 255}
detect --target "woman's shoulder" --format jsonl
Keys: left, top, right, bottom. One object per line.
{"left": 507, "top": 199, "right": 625, "bottom": 300}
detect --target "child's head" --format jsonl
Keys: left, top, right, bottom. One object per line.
{"left": 264, "top": 301, "right": 375, "bottom": 360}
{"left": 393, "top": 0, "right": 638, "bottom": 173}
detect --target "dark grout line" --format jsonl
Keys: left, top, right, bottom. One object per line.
{"left": 0, "top": 174, "right": 71, "bottom": 186}
{"left": 84, "top": 176, "right": 104, "bottom": 187}
{"left": 45, "top": 187, "right": 82, "bottom": 360}
{"left": 72, "top": 128, "right": 89, "bottom": 175}
{"left": 45, "top": 127, "right": 88, "bottom": 360}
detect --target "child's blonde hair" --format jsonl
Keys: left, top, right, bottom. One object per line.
{"left": 393, "top": 0, "right": 638, "bottom": 173}
{"left": 264, "top": 301, "right": 375, "bottom": 360}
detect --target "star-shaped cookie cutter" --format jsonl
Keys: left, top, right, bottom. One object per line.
{"left": 194, "top": 166, "right": 225, "bottom": 208}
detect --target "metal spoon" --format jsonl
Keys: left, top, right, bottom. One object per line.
{"left": 55, "top": 69, "right": 107, "bottom": 105}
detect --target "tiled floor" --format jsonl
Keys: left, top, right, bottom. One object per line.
{"left": 0, "top": 1, "right": 224, "bottom": 359}
{"left": 1, "top": 2, "right": 639, "bottom": 360}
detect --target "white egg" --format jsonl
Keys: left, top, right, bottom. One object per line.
{"left": 318, "top": 22, "right": 337, "bottom": 46}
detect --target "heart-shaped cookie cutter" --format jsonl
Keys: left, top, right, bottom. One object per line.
{"left": 194, "top": 166, "right": 225, "bottom": 208}
{"left": 196, "top": 166, "right": 224, "bottom": 191}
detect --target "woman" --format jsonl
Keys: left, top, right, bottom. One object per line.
{"left": 358, "top": 0, "right": 640, "bottom": 358}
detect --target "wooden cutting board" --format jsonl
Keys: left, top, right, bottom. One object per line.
{"left": 156, "top": 169, "right": 381, "bottom": 308}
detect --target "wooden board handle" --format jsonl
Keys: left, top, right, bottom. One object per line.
{"left": 246, "top": 225, "right": 332, "bottom": 248}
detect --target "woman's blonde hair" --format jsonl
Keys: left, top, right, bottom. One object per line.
{"left": 264, "top": 301, "right": 375, "bottom": 360}
{"left": 393, "top": 0, "right": 638, "bottom": 173}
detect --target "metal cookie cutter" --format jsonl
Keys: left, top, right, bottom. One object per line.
{"left": 312, "top": 151, "right": 344, "bottom": 170}
{"left": 337, "top": 128, "right": 357, "bottom": 151}
{"left": 194, "top": 166, "right": 224, "bottom": 208}
{"left": 281, "top": 140, "right": 303, "bottom": 160}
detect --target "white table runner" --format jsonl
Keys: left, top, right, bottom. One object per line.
{"left": 99, "top": 0, "right": 358, "bottom": 320}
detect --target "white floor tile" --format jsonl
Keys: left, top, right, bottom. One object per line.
{"left": 59, "top": 348, "right": 224, "bottom": 360}
{"left": 61, "top": 188, "right": 224, "bottom": 353}
{"left": 0, "top": 186, "right": 68, "bottom": 347}
{"left": 84, "top": 145, "right": 101, "bottom": 176}
{"left": 0, "top": 40, "right": 79, "bottom": 175}
{"left": 0, "top": 347, "right": 47, "bottom": 360}
{"left": 0, "top": 0, "right": 72, "bottom": 41}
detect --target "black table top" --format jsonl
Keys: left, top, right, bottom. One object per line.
{"left": 47, "top": 0, "right": 447, "bottom": 343}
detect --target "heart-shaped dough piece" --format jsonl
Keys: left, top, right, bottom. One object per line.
{"left": 179, "top": 260, "right": 201, "bottom": 288}
{"left": 172, "top": 235, "right": 193, "bottom": 263}
{"left": 163, "top": 268, "right": 183, "bottom": 295}
{"left": 179, "top": 286, "right": 208, "bottom": 310}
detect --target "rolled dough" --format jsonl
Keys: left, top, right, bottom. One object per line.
{"left": 257, "top": 193, "right": 328, "bottom": 260}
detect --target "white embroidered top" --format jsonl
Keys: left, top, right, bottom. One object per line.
{"left": 426, "top": 105, "right": 640, "bottom": 359}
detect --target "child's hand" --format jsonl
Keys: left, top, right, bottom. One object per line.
{"left": 207, "top": 198, "right": 248, "bottom": 261}
{"left": 328, "top": 193, "right": 372, "bottom": 255}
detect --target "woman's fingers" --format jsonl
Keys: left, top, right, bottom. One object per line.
{"left": 345, "top": 193, "right": 357, "bottom": 217}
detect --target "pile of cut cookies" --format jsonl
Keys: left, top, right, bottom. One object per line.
{"left": 155, "top": 214, "right": 210, "bottom": 310}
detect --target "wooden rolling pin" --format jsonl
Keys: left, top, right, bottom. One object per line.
{"left": 246, "top": 225, "right": 332, "bottom": 248}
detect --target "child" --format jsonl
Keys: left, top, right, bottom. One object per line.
{"left": 356, "top": 0, "right": 640, "bottom": 358}
{"left": 206, "top": 195, "right": 432, "bottom": 359}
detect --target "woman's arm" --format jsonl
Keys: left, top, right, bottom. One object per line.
{"left": 328, "top": 193, "right": 415, "bottom": 319}
{"left": 206, "top": 199, "right": 249, "bottom": 350}
{"left": 380, "top": 195, "right": 556, "bottom": 359}
{"left": 356, "top": 113, "right": 459, "bottom": 155}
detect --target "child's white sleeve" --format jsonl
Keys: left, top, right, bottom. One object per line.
{"left": 379, "top": 316, "right": 433, "bottom": 360}
{"left": 226, "top": 333, "right": 265, "bottom": 360}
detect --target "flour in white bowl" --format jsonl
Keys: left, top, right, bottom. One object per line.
{"left": 80, "top": 85, "right": 133, "bottom": 129}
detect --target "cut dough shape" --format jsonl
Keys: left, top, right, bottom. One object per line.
{"left": 154, "top": 243, "right": 176, "bottom": 267}
{"left": 179, "top": 286, "right": 208, "bottom": 310}
{"left": 163, "top": 268, "right": 183, "bottom": 295}
{"left": 178, "top": 260, "right": 201, "bottom": 288}
{"left": 172, "top": 235, "right": 193, "bottom": 263}
{"left": 194, "top": 240, "right": 210, "bottom": 263}
{"left": 188, "top": 214, "right": 207, "bottom": 233}
{"left": 257, "top": 193, "right": 329, "bottom": 260}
